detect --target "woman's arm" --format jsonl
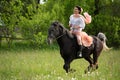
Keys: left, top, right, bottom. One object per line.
{"left": 69, "top": 15, "right": 73, "bottom": 27}
{"left": 81, "top": 12, "right": 92, "bottom": 24}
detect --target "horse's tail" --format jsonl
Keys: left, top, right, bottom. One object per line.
{"left": 97, "top": 32, "right": 111, "bottom": 51}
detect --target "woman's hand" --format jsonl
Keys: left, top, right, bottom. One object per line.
{"left": 74, "top": 26, "right": 80, "bottom": 29}
{"left": 83, "top": 12, "right": 92, "bottom": 24}
{"left": 69, "top": 24, "right": 72, "bottom": 27}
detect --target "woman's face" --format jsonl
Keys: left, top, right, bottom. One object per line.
{"left": 73, "top": 7, "right": 80, "bottom": 14}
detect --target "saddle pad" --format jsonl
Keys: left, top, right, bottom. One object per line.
{"left": 81, "top": 32, "right": 93, "bottom": 47}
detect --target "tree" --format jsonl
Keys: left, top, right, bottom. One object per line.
{"left": 0, "top": 0, "right": 120, "bottom": 48}
{"left": 0, "top": 0, "right": 23, "bottom": 47}
{"left": 94, "top": 0, "right": 99, "bottom": 15}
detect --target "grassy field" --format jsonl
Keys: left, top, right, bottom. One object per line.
{"left": 0, "top": 48, "right": 120, "bottom": 80}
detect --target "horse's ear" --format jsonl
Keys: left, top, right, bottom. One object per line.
{"left": 53, "top": 21, "right": 66, "bottom": 33}
{"left": 52, "top": 21, "right": 59, "bottom": 27}
{"left": 52, "top": 21, "right": 59, "bottom": 25}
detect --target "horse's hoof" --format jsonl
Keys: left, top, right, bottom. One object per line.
{"left": 84, "top": 66, "right": 92, "bottom": 74}
{"left": 84, "top": 70, "right": 88, "bottom": 74}
{"left": 96, "top": 65, "right": 98, "bottom": 69}
{"left": 92, "top": 65, "right": 98, "bottom": 71}
{"left": 84, "top": 70, "right": 91, "bottom": 74}
{"left": 68, "top": 69, "right": 76, "bottom": 73}
{"left": 84, "top": 68, "right": 89, "bottom": 74}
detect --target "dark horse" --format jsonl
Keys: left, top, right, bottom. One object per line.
{"left": 47, "top": 21, "right": 104, "bottom": 73}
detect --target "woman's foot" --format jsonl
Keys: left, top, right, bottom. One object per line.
{"left": 77, "top": 45, "right": 83, "bottom": 57}
{"left": 77, "top": 51, "right": 82, "bottom": 57}
{"left": 79, "top": 52, "right": 82, "bottom": 57}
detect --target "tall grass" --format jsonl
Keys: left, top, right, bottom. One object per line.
{"left": 0, "top": 47, "right": 120, "bottom": 80}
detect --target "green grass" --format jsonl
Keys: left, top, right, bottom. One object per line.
{"left": 0, "top": 48, "right": 120, "bottom": 80}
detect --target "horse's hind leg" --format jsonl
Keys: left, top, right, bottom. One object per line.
{"left": 84, "top": 56, "right": 94, "bottom": 73}
{"left": 93, "top": 51, "right": 101, "bottom": 70}
{"left": 93, "top": 38, "right": 103, "bottom": 70}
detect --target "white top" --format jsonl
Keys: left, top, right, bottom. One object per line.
{"left": 69, "top": 14, "right": 85, "bottom": 29}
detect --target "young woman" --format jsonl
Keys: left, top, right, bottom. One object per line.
{"left": 69, "top": 6, "right": 92, "bottom": 57}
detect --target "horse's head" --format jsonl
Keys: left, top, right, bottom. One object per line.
{"left": 47, "top": 21, "right": 66, "bottom": 44}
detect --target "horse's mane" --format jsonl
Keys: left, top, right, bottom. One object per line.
{"left": 65, "top": 29, "right": 74, "bottom": 38}
{"left": 59, "top": 22, "right": 74, "bottom": 38}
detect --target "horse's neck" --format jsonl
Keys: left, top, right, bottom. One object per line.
{"left": 66, "top": 30, "right": 74, "bottom": 38}
{"left": 57, "top": 34, "right": 69, "bottom": 48}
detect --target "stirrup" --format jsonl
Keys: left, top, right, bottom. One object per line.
{"left": 78, "top": 51, "right": 82, "bottom": 57}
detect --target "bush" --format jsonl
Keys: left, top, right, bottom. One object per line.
{"left": 18, "top": 3, "right": 65, "bottom": 48}
{"left": 31, "top": 32, "right": 46, "bottom": 48}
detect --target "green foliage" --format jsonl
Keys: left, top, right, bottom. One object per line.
{"left": 1, "top": 0, "right": 23, "bottom": 36}
{"left": 0, "top": 0, "right": 24, "bottom": 47}
{"left": 18, "top": 1, "right": 65, "bottom": 47}
{"left": 19, "top": 16, "right": 34, "bottom": 39}
{"left": 0, "top": 0, "right": 120, "bottom": 48}
{"left": 18, "top": 7, "right": 51, "bottom": 47}
{"left": 51, "top": 3, "right": 65, "bottom": 23}
{"left": 31, "top": 32, "right": 46, "bottom": 48}
{"left": 85, "top": 14, "right": 120, "bottom": 47}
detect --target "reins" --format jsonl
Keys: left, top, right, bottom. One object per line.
{"left": 56, "top": 31, "right": 66, "bottom": 40}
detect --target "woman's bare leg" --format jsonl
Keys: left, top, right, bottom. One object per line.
{"left": 76, "top": 28, "right": 83, "bottom": 57}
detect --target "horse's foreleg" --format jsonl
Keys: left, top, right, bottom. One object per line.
{"left": 63, "top": 62, "right": 70, "bottom": 73}
{"left": 63, "top": 59, "right": 73, "bottom": 73}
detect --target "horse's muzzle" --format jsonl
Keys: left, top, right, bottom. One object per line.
{"left": 47, "top": 37, "right": 53, "bottom": 45}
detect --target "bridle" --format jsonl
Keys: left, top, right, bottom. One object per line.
{"left": 56, "top": 31, "right": 66, "bottom": 40}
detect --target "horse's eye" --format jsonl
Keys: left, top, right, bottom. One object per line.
{"left": 51, "top": 29, "right": 55, "bottom": 32}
